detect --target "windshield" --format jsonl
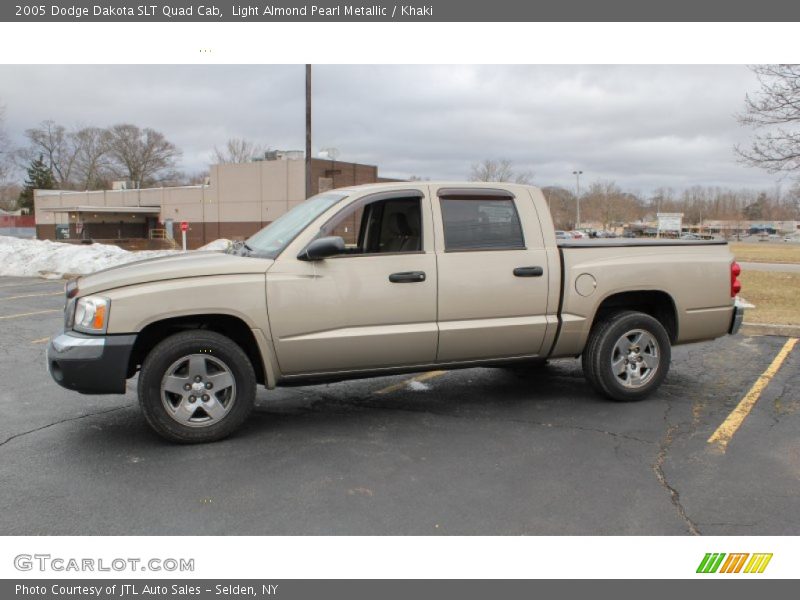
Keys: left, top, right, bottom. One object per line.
{"left": 242, "top": 191, "right": 349, "bottom": 258}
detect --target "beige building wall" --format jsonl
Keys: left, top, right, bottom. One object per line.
{"left": 35, "top": 158, "right": 383, "bottom": 248}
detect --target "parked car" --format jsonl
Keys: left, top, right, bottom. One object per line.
{"left": 680, "top": 233, "right": 701, "bottom": 240}
{"left": 555, "top": 230, "right": 571, "bottom": 240}
{"left": 569, "top": 230, "right": 587, "bottom": 239}
{"left": 784, "top": 234, "right": 800, "bottom": 243}
{"left": 48, "top": 183, "right": 745, "bottom": 443}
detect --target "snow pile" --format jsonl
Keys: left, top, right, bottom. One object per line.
{"left": 198, "top": 238, "right": 232, "bottom": 251}
{"left": 0, "top": 235, "right": 179, "bottom": 279}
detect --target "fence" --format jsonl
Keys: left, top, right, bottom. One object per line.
{"left": 0, "top": 215, "right": 35, "bottom": 238}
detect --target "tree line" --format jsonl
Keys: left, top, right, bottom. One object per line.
{"left": 469, "top": 159, "right": 800, "bottom": 230}
{"left": 0, "top": 113, "right": 272, "bottom": 210}
{"left": 541, "top": 181, "right": 800, "bottom": 231}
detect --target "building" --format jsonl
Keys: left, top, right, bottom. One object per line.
{"left": 0, "top": 208, "right": 35, "bottom": 238}
{"left": 34, "top": 155, "right": 395, "bottom": 249}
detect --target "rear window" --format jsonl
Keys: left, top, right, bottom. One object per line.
{"left": 440, "top": 198, "right": 525, "bottom": 251}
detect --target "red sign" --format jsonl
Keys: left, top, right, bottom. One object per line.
{"left": 180, "top": 221, "right": 188, "bottom": 232}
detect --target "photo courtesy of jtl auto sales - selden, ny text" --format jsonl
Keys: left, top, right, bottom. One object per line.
{"left": 0, "top": 1, "right": 799, "bottom": 597}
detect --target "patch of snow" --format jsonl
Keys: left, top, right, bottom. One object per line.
{"left": 0, "top": 235, "right": 179, "bottom": 279}
{"left": 198, "top": 238, "right": 232, "bottom": 251}
{"left": 407, "top": 380, "right": 431, "bottom": 392}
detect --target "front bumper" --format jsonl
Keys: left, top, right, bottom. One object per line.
{"left": 729, "top": 297, "right": 747, "bottom": 335}
{"left": 47, "top": 331, "right": 137, "bottom": 395}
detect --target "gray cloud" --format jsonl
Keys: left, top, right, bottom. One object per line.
{"left": 0, "top": 64, "right": 783, "bottom": 193}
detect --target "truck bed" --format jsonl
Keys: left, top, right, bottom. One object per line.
{"left": 549, "top": 238, "right": 735, "bottom": 358}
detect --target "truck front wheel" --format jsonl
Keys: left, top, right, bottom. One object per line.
{"left": 582, "top": 310, "right": 671, "bottom": 402}
{"left": 138, "top": 330, "right": 256, "bottom": 443}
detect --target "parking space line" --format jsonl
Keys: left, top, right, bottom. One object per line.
{"left": 31, "top": 337, "right": 50, "bottom": 344}
{"left": 0, "top": 292, "right": 63, "bottom": 301}
{"left": 374, "top": 370, "right": 447, "bottom": 395}
{"left": 708, "top": 337, "right": 798, "bottom": 452}
{"left": 0, "top": 309, "right": 61, "bottom": 321}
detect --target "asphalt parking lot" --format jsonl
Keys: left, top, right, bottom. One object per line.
{"left": 1, "top": 275, "right": 798, "bottom": 535}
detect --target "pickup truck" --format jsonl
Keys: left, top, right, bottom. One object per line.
{"left": 47, "top": 183, "right": 745, "bottom": 443}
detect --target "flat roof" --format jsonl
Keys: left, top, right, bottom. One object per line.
{"left": 41, "top": 206, "right": 160, "bottom": 214}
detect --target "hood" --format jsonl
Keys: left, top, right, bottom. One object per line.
{"left": 76, "top": 251, "right": 274, "bottom": 295}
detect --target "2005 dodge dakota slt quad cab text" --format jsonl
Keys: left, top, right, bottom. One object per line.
{"left": 47, "top": 183, "right": 746, "bottom": 443}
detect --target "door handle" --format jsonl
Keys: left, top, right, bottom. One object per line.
{"left": 513, "top": 266, "right": 544, "bottom": 277}
{"left": 389, "top": 271, "right": 426, "bottom": 283}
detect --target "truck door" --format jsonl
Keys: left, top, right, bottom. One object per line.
{"left": 266, "top": 189, "right": 438, "bottom": 375}
{"left": 432, "top": 187, "right": 550, "bottom": 362}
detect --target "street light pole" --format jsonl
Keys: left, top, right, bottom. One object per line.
{"left": 572, "top": 170, "right": 583, "bottom": 229}
{"left": 305, "top": 64, "right": 312, "bottom": 200}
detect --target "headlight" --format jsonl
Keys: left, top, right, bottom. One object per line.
{"left": 73, "top": 296, "right": 110, "bottom": 333}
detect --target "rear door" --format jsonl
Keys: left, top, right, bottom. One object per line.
{"left": 432, "top": 186, "right": 550, "bottom": 362}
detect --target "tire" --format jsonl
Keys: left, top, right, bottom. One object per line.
{"left": 582, "top": 310, "right": 671, "bottom": 402}
{"left": 138, "top": 330, "right": 256, "bottom": 443}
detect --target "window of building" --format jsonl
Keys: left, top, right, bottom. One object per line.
{"left": 440, "top": 198, "right": 525, "bottom": 251}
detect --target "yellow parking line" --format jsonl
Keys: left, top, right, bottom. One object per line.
{"left": 0, "top": 309, "right": 61, "bottom": 321}
{"left": 0, "top": 292, "right": 63, "bottom": 301}
{"left": 708, "top": 337, "right": 798, "bottom": 451}
{"left": 374, "top": 370, "right": 447, "bottom": 395}
{"left": 31, "top": 337, "right": 50, "bottom": 344}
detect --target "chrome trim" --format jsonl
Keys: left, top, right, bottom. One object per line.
{"left": 49, "top": 332, "right": 106, "bottom": 359}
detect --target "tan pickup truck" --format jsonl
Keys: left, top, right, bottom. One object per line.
{"left": 47, "top": 183, "right": 745, "bottom": 443}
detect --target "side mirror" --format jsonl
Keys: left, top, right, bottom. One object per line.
{"left": 298, "top": 236, "right": 346, "bottom": 261}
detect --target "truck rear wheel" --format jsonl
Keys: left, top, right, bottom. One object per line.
{"left": 582, "top": 310, "right": 670, "bottom": 402}
{"left": 138, "top": 330, "right": 256, "bottom": 443}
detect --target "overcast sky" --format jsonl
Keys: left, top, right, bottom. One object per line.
{"left": 0, "top": 64, "right": 783, "bottom": 194}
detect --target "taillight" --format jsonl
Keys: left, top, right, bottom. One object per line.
{"left": 731, "top": 261, "right": 741, "bottom": 297}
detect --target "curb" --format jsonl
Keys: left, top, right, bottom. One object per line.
{"left": 740, "top": 322, "right": 800, "bottom": 337}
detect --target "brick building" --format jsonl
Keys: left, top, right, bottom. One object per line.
{"left": 34, "top": 155, "right": 396, "bottom": 249}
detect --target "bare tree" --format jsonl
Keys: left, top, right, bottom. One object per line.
{"left": 212, "top": 137, "right": 265, "bottom": 164}
{"left": 0, "top": 103, "right": 10, "bottom": 184}
{"left": 105, "top": 124, "right": 181, "bottom": 188}
{"left": 582, "top": 181, "right": 640, "bottom": 230}
{"left": 182, "top": 170, "right": 211, "bottom": 186}
{"left": 736, "top": 64, "right": 800, "bottom": 174}
{"left": 469, "top": 159, "right": 533, "bottom": 185}
{"left": 72, "top": 127, "right": 112, "bottom": 190}
{"left": 0, "top": 183, "right": 21, "bottom": 211}
{"left": 541, "top": 186, "right": 576, "bottom": 229}
{"left": 20, "top": 120, "right": 81, "bottom": 187}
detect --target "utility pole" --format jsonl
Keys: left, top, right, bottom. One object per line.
{"left": 572, "top": 170, "right": 583, "bottom": 229}
{"left": 305, "top": 64, "right": 312, "bottom": 199}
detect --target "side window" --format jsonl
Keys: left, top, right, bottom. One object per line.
{"left": 440, "top": 198, "right": 525, "bottom": 251}
{"left": 321, "top": 196, "right": 423, "bottom": 254}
